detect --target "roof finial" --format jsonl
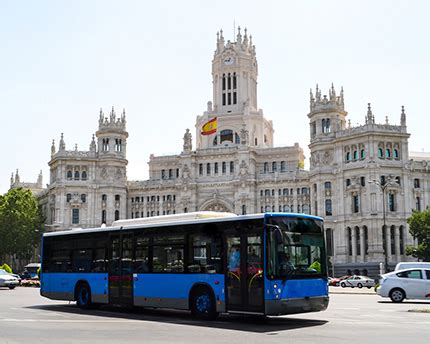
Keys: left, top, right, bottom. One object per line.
{"left": 400, "top": 105, "right": 406, "bottom": 126}
{"left": 366, "top": 103, "right": 374, "bottom": 124}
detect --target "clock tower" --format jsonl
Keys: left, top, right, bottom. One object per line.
{"left": 196, "top": 28, "right": 274, "bottom": 149}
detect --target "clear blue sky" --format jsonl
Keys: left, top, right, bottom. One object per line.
{"left": 1, "top": 0, "right": 429, "bottom": 194}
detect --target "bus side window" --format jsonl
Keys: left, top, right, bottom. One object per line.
{"left": 188, "top": 234, "right": 222, "bottom": 274}
{"left": 134, "top": 236, "right": 149, "bottom": 273}
{"left": 92, "top": 248, "right": 106, "bottom": 272}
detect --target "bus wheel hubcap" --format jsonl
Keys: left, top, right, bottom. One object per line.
{"left": 196, "top": 295, "right": 210, "bottom": 313}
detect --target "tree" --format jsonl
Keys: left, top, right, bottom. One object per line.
{"left": 0, "top": 188, "right": 44, "bottom": 264}
{"left": 406, "top": 208, "right": 430, "bottom": 261}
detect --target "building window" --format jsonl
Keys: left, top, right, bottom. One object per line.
{"left": 360, "top": 176, "right": 366, "bottom": 187}
{"left": 378, "top": 148, "right": 383, "bottom": 158}
{"left": 72, "top": 209, "right": 79, "bottom": 224}
{"left": 324, "top": 182, "right": 331, "bottom": 190}
{"left": 346, "top": 179, "right": 351, "bottom": 187}
{"left": 115, "top": 139, "right": 122, "bottom": 152}
{"left": 115, "top": 210, "right": 120, "bottom": 221}
{"left": 416, "top": 197, "right": 421, "bottom": 211}
{"left": 394, "top": 149, "right": 399, "bottom": 159}
{"left": 67, "top": 170, "right": 73, "bottom": 180}
{"left": 395, "top": 176, "right": 401, "bottom": 186}
{"left": 353, "top": 151, "right": 358, "bottom": 160}
{"left": 326, "top": 228, "right": 334, "bottom": 257}
{"left": 206, "top": 163, "right": 211, "bottom": 175}
{"left": 66, "top": 193, "right": 72, "bottom": 202}
{"left": 263, "top": 162, "right": 269, "bottom": 173}
{"left": 385, "top": 148, "right": 391, "bottom": 158}
{"left": 199, "top": 164, "right": 203, "bottom": 176}
{"left": 414, "top": 178, "right": 420, "bottom": 188}
{"left": 346, "top": 152, "right": 351, "bottom": 161}
{"left": 360, "top": 149, "right": 366, "bottom": 159}
{"left": 322, "top": 118, "right": 331, "bottom": 133}
{"left": 222, "top": 162, "right": 226, "bottom": 174}
{"left": 272, "top": 162, "right": 277, "bottom": 172}
{"left": 74, "top": 171, "right": 80, "bottom": 180}
{"left": 161, "top": 169, "right": 166, "bottom": 179}
{"left": 242, "top": 204, "right": 246, "bottom": 215}
{"left": 169, "top": 169, "right": 173, "bottom": 179}
{"left": 102, "top": 138, "right": 109, "bottom": 152}
{"left": 214, "top": 162, "right": 218, "bottom": 175}
{"left": 81, "top": 194, "right": 86, "bottom": 203}
{"left": 399, "top": 226, "right": 405, "bottom": 254}
{"left": 282, "top": 188, "right": 288, "bottom": 196}
{"left": 81, "top": 171, "right": 87, "bottom": 180}
{"left": 102, "top": 194, "right": 107, "bottom": 201}
{"left": 325, "top": 199, "right": 332, "bottom": 216}
{"left": 280, "top": 161, "right": 286, "bottom": 172}
{"left": 102, "top": 210, "right": 106, "bottom": 224}
{"left": 352, "top": 195, "right": 360, "bottom": 213}
{"left": 230, "top": 161, "right": 234, "bottom": 173}
{"left": 115, "top": 195, "right": 120, "bottom": 201}
{"left": 388, "top": 193, "right": 395, "bottom": 211}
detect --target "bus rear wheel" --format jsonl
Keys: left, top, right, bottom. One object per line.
{"left": 190, "top": 287, "right": 218, "bottom": 320}
{"left": 76, "top": 283, "right": 93, "bottom": 309}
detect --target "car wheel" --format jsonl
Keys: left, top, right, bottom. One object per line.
{"left": 8, "top": 285, "right": 16, "bottom": 290}
{"left": 367, "top": 286, "right": 372, "bottom": 289}
{"left": 389, "top": 288, "right": 405, "bottom": 303}
{"left": 357, "top": 283, "right": 363, "bottom": 288}
{"left": 340, "top": 282, "right": 346, "bottom": 288}
{"left": 76, "top": 283, "right": 93, "bottom": 309}
{"left": 190, "top": 287, "right": 218, "bottom": 320}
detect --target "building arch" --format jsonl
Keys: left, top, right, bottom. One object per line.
{"left": 199, "top": 198, "right": 233, "bottom": 213}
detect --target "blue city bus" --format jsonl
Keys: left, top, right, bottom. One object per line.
{"left": 40, "top": 212, "right": 329, "bottom": 318}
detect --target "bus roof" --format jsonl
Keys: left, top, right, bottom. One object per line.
{"left": 43, "top": 212, "right": 323, "bottom": 237}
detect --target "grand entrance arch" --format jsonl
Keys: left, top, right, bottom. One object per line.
{"left": 199, "top": 198, "right": 233, "bottom": 213}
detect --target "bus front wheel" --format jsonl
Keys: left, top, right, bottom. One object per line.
{"left": 190, "top": 287, "right": 218, "bottom": 320}
{"left": 76, "top": 283, "right": 93, "bottom": 309}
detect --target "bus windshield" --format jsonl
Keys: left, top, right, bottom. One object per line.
{"left": 267, "top": 216, "right": 326, "bottom": 279}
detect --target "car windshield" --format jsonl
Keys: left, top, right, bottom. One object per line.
{"left": 267, "top": 216, "right": 327, "bottom": 279}
{"left": 0, "top": 269, "right": 8, "bottom": 275}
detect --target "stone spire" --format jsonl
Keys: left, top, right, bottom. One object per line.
{"left": 400, "top": 105, "right": 406, "bottom": 126}
{"left": 59, "top": 133, "right": 66, "bottom": 151}
{"left": 51, "top": 139, "right": 56, "bottom": 156}
{"left": 37, "top": 170, "right": 43, "bottom": 187}
{"left": 366, "top": 103, "right": 375, "bottom": 124}
{"left": 15, "top": 169, "right": 20, "bottom": 183}
{"left": 90, "top": 134, "right": 97, "bottom": 152}
{"left": 10, "top": 172, "right": 14, "bottom": 187}
{"left": 236, "top": 26, "right": 242, "bottom": 45}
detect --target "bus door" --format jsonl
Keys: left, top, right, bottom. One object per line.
{"left": 108, "top": 232, "right": 134, "bottom": 306}
{"left": 225, "top": 230, "right": 264, "bottom": 313}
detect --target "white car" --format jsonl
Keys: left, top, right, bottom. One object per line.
{"left": 376, "top": 268, "right": 430, "bottom": 302}
{"left": 340, "top": 275, "right": 375, "bottom": 288}
{"left": 0, "top": 269, "right": 19, "bottom": 289}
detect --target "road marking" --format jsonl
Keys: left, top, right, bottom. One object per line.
{"left": 0, "top": 318, "right": 141, "bottom": 323}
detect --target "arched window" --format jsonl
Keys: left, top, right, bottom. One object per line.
{"left": 66, "top": 193, "right": 72, "bottom": 202}
{"left": 101, "top": 210, "right": 106, "bottom": 224}
{"left": 353, "top": 151, "right": 358, "bottom": 160}
{"left": 263, "top": 162, "right": 269, "bottom": 173}
{"left": 399, "top": 226, "right": 405, "bottom": 254}
{"left": 81, "top": 194, "right": 86, "bottom": 203}
{"left": 115, "top": 210, "right": 120, "bottom": 221}
{"left": 81, "top": 171, "right": 87, "bottom": 180}
{"left": 222, "top": 162, "right": 226, "bottom": 174}
{"left": 206, "top": 163, "right": 211, "bottom": 175}
{"left": 214, "top": 162, "right": 218, "bottom": 174}
{"left": 242, "top": 204, "right": 246, "bottom": 215}
{"left": 264, "top": 205, "right": 271, "bottom": 212}
{"left": 102, "top": 194, "right": 107, "bottom": 201}
{"left": 346, "top": 152, "right": 351, "bottom": 161}
{"left": 302, "top": 204, "right": 310, "bottom": 214}
{"left": 74, "top": 171, "right": 80, "bottom": 180}
{"left": 67, "top": 170, "right": 72, "bottom": 180}
{"left": 282, "top": 188, "right": 288, "bottom": 196}
{"left": 213, "top": 136, "right": 217, "bottom": 146}
{"left": 220, "top": 129, "right": 233, "bottom": 144}
{"left": 385, "top": 148, "right": 391, "bottom": 158}
{"left": 324, "top": 182, "right": 332, "bottom": 190}
{"left": 378, "top": 148, "right": 383, "bottom": 158}
{"left": 280, "top": 161, "right": 286, "bottom": 172}
{"left": 272, "top": 161, "right": 277, "bottom": 172}
{"left": 283, "top": 205, "right": 290, "bottom": 212}
{"left": 115, "top": 195, "right": 120, "bottom": 201}
{"left": 394, "top": 149, "right": 399, "bottom": 159}
{"left": 360, "top": 149, "right": 365, "bottom": 159}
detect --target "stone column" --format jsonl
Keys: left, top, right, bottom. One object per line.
{"left": 394, "top": 226, "right": 401, "bottom": 262}
{"left": 351, "top": 228, "right": 357, "bottom": 263}
{"left": 360, "top": 226, "right": 365, "bottom": 262}
{"left": 385, "top": 226, "right": 392, "bottom": 262}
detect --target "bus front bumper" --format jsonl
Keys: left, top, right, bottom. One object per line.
{"left": 265, "top": 295, "right": 329, "bottom": 316}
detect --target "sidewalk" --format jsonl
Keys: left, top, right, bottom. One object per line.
{"left": 329, "top": 286, "right": 376, "bottom": 295}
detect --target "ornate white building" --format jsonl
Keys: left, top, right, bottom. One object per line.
{"left": 16, "top": 28, "right": 430, "bottom": 276}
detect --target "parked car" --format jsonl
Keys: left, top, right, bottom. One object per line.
{"left": 340, "top": 275, "right": 375, "bottom": 288}
{"left": 394, "top": 262, "right": 430, "bottom": 271}
{"left": 329, "top": 275, "right": 350, "bottom": 286}
{"left": 0, "top": 269, "right": 20, "bottom": 289}
{"left": 376, "top": 268, "right": 430, "bottom": 302}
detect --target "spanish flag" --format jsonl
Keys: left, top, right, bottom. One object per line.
{"left": 201, "top": 117, "right": 217, "bottom": 135}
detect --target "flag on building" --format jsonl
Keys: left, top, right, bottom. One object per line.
{"left": 201, "top": 117, "right": 217, "bottom": 135}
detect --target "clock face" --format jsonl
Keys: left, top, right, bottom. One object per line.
{"left": 224, "top": 56, "right": 234, "bottom": 65}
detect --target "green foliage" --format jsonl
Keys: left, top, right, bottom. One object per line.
{"left": 37, "top": 267, "right": 41, "bottom": 279}
{"left": 0, "top": 263, "right": 12, "bottom": 273}
{"left": 0, "top": 188, "right": 45, "bottom": 261}
{"left": 406, "top": 208, "right": 430, "bottom": 261}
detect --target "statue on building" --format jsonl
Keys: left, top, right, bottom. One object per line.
{"left": 183, "top": 128, "right": 192, "bottom": 152}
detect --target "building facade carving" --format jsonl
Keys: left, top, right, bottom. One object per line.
{"left": 12, "top": 28, "right": 430, "bottom": 277}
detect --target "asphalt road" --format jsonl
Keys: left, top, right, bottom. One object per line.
{"left": 0, "top": 287, "right": 429, "bottom": 344}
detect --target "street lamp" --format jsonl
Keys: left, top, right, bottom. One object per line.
{"left": 369, "top": 176, "right": 398, "bottom": 273}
